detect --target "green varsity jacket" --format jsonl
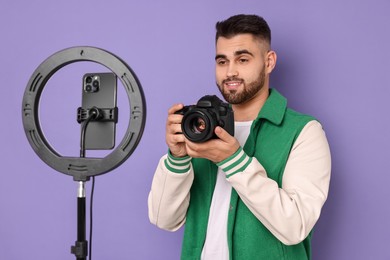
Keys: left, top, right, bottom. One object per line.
{"left": 181, "top": 88, "right": 316, "bottom": 260}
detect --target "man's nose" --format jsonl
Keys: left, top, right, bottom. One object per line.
{"left": 226, "top": 64, "right": 238, "bottom": 78}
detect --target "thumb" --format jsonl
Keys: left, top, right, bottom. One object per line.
{"left": 214, "top": 126, "right": 232, "bottom": 142}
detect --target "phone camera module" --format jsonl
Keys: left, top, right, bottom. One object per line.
{"left": 85, "top": 75, "right": 100, "bottom": 93}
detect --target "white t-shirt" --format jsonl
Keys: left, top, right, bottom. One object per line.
{"left": 201, "top": 121, "right": 253, "bottom": 260}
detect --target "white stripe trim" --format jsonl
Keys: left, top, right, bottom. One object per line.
{"left": 166, "top": 159, "right": 190, "bottom": 171}
{"left": 169, "top": 156, "right": 192, "bottom": 165}
{"left": 224, "top": 155, "right": 250, "bottom": 175}
{"left": 219, "top": 149, "right": 245, "bottom": 169}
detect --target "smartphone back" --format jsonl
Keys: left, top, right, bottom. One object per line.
{"left": 81, "top": 72, "right": 117, "bottom": 150}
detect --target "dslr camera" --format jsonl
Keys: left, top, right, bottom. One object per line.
{"left": 175, "top": 95, "right": 234, "bottom": 143}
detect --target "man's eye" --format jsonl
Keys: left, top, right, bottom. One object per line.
{"left": 217, "top": 59, "right": 227, "bottom": 65}
{"left": 239, "top": 58, "right": 249, "bottom": 63}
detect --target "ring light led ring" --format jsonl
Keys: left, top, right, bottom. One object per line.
{"left": 22, "top": 46, "right": 146, "bottom": 181}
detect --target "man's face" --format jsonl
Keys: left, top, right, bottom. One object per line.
{"left": 215, "top": 34, "right": 268, "bottom": 104}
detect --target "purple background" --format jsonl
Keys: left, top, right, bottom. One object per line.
{"left": 1, "top": 0, "right": 389, "bottom": 259}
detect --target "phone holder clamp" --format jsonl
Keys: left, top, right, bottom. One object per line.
{"left": 77, "top": 106, "right": 118, "bottom": 123}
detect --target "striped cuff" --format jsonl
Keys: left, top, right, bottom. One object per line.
{"left": 164, "top": 150, "right": 192, "bottom": 174}
{"left": 217, "top": 147, "right": 252, "bottom": 178}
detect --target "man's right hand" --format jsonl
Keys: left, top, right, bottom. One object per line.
{"left": 165, "top": 104, "right": 188, "bottom": 158}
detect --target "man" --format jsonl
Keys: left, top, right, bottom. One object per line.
{"left": 148, "top": 14, "right": 331, "bottom": 260}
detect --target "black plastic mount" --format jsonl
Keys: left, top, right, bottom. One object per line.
{"left": 21, "top": 46, "right": 146, "bottom": 182}
{"left": 77, "top": 107, "right": 118, "bottom": 124}
{"left": 71, "top": 241, "right": 88, "bottom": 259}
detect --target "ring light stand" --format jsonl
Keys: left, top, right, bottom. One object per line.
{"left": 22, "top": 46, "right": 146, "bottom": 259}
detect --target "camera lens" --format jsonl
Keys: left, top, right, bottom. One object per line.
{"left": 92, "top": 80, "right": 99, "bottom": 88}
{"left": 190, "top": 117, "right": 207, "bottom": 134}
{"left": 85, "top": 76, "right": 93, "bottom": 84}
{"left": 182, "top": 110, "right": 215, "bottom": 142}
{"left": 91, "top": 80, "right": 100, "bottom": 92}
{"left": 85, "top": 85, "right": 92, "bottom": 92}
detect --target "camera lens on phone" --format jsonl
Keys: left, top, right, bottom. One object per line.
{"left": 85, "top": 76, "right": 93, "bottom": 84}
{"left": 92, "top": 80, "right": 100, "bottom": 92}
{"left": 85, "top": 85, "right": 92, "bottom": 92}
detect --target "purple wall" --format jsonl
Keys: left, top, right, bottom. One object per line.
{"left": 1, "top": 0, "right": 389, "bottom": 259}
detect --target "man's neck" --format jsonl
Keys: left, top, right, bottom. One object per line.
{"left": 232, "top": 87, "right": 269, "bottom": 122}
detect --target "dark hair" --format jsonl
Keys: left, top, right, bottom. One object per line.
{"left": 215, "top": 14, "right": 271, "bottom": 45}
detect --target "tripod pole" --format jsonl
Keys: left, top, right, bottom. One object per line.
{"left": 71, "top": 109, "right": 95, "bottom": 259}
{"left": 71, "top": 181, "right": 88, "bottom": 260}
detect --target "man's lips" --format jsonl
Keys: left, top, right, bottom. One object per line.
{"left": 224, "top": 80, "right": 243, "bottom": 90}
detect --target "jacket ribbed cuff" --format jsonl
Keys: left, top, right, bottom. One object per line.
{"left": 164, "top": 150, "right": 192, "bottom": 174}
{"left": 216, "top": 147, "right": 252, "bottom": 178}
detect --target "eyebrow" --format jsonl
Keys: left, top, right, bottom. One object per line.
{"left": 235, "top": 49, "right": 254, "bottom": 57}
{"left": 215, "top": 49, "right": 254, "bottom": 61}
{"left": 215, "top": 54, "right": 227, "bottom": 61}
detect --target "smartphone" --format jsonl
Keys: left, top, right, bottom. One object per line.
{"left": 81, "top": 72, "right": 117, "bottom": 150}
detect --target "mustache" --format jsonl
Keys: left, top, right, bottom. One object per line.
{"left": 222, "top": 77, "right": 244, "bottom": 84}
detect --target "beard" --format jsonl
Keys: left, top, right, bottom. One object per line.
{"left": 217, "top": 66, "right": 266, "bottom": 105}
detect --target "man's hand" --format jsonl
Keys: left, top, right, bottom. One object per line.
{"left": 165, "top": 104, "right": 188, "bottom": 158}
{"left": 184, "top": 126, "right": 240, "bottom": 163}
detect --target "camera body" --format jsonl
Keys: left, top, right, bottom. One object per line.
{"left": 176, "top": 95, "right": 234, "bottom": 143}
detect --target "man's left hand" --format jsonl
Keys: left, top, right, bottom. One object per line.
{"left": 184, "top": 126, "right": 240, "bottom": 163}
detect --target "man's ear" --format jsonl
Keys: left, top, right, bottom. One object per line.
{"left": 265, "top": 50, "right": 277, "bottom": 74}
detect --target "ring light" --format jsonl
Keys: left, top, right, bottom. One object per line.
{"left": 22, "top": 46, "right": 146, "bottom": 181}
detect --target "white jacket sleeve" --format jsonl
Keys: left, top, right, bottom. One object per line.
{"left": 148, "top": 155, "right": 194, "bottom": 231}
{"left": 222, "top": 120, "right": 331, "bottom": 245}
